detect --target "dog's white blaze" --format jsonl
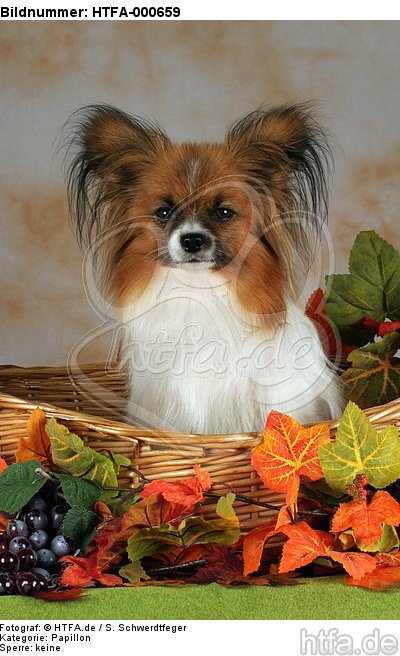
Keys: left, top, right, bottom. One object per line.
{"left": 119, "top": 267, "right": 343, "bottom": 433}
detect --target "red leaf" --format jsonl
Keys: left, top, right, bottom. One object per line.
{"left": 305, "top": 288, "right": 339, "bottom": 356}
{"left": 34, "top": 588, "right": 88, "bottom": 601}
{"left": 352, "top": 317, "right": 400, "bottom": 337}
{"left": 252, "top": 411, "right": 329, "bottom": 506}
{"left": 187, "top": 545, "right": 244, "bottom": 584}
{"left": 140, "top": 467, "right": 212, "bottom": 507}
{"left": 331, "top": 491, "right": 400, "bottom": 547}
{"left": 243, "top": 520, "right": 277, "bottom": 576}
{"left": 16, "top": 408, "right": 52, "bottom": 467}
{"left": 0, "top": 458, "right": 7, "bottom": 474}
{"left": 378, "top": 322, "right": 400, "bottom": 336}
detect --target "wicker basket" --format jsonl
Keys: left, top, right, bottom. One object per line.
{"left": 0, "top": 362, "right": 399, "bottom": 531}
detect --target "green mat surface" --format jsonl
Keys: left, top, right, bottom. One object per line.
{"left": 0, "top": 577, "right": 399, "bottom": 620}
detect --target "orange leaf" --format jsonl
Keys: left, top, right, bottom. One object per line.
{"left": 347, "top": 566, "right": 400, "bottom": 590}
{"left": 331, "top": 491, "right": 400, "bottom": 547}
{"left": 140, "top": 467, "right": 212, "bottom": 507}
{"left": 252, "top": 411, "right": 329, "bottom": 506}
{"left": 278, "top": 522, "right": 376, "bottom": 579}
{"left": 329, "top": 551, "right": 377, "bottom": 581}
{"left": 278, "top": 522, "right": 333, "bottom": 572}
{"left": 60, "top": 553, "right": 122, "bottom": 588}
{"left": 0, "top": 458, "right": 7, "bottom": 474}
{"left": 243, "top": 520, "right": 277, "bottom": 576}
{"left": 275, "top": 505, "right": 294, "bottom": 530}
{"left": 16, "top": 408, "right": 52, "bottom": 466}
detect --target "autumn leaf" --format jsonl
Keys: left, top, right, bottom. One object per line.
{"left": 216, "top": 493, "right": 238, "bottom": 523}
{"left": 353, "top": 317, "right": 400, "bottom": 337}
{"left": 331, "top": 491, "right": 400, "bottom": 547}
{"left": 325, "top": 230, "right": 400, "bottom": 345}
{"left": 243, "top": 520, "right": 277, "bottom": 576}
{"left": 140, "top": 466, "right": 211, "bottom": 507}
{"left": 252, "top": 411, "right": 330, "bottom": 506}
{"left": 187, "top": 545, "right": 244, "bottom": 584}
{"left": 0, "top": 459, "right": 7, "bottom": 474}
{"left": 356, "top": 525, "right": 400, "bottom": 553}
{"left": 127, "top": 515, "right": 240, "bottom": 563}
{"left": 46, "top": 418, "right": 120, "bottom": 501}
{"left": 319, "top": 401, "right": 400, "bottom": 494}
{"left": 119, "top": 562, "right": 150, "bottom": 584}
{"left": 95, "top": 494, "right": 186, "bottom": 571}
{"left": 341, "top": 333, "right": 400, "bottom": 408}
{"left": 277, "top": 522, "right": 376, "bottom": 580}
{"left": 305, "top": 288, "right": 340, "bottom": 356}
{"left": 34, "top": 588, "right": 88, "bottom": 602}
{"left": 16, "top": 408, "right": 52, "bottom": 467}
{"left": 59, "top": 553, "right": 122, "bottom": 588}
{"left": 347, "top": 566, "right": 400, "bottom": 591}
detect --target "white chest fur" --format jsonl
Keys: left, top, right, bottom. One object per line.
{"left": 119, "top": 267, "right": 342, "bottom": 433}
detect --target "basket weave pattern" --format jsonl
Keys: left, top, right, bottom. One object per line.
{"left": 0, "top": 363, "right": 399, "bottom": 530}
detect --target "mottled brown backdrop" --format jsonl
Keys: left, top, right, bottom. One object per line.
{"left": 1, "top": 21, "right": 399, "bottom": 366}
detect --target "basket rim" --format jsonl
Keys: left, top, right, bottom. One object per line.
{"left": 0, "top": 389, "right": 262, "bottom": 447}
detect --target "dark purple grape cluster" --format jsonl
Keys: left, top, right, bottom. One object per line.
{"left": 0, "top": 495, "right": 72, "bottom": 596}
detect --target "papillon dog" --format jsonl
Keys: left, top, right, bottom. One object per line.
{"left": 66, "top": 103, "right": 342, "bottom": 434}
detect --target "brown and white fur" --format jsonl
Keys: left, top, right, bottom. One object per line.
{"left": 66, "top": 103, "right": 343, "bottom": 433}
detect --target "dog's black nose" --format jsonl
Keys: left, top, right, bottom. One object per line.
{"left": 180, "top": 233, "right": 205, "bottom": 253}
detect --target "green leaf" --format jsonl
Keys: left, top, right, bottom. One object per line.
{"left": 178, "top": 516, "right": 240, "bottom": 547}
{"left": 341, "top": 333, "right": 400, "bottom": 408}
{"left": 216, "top": 493, "right": 238, "bottom": 522}
{"left": 119, "top": 561, "right": 149, "bottom": 583}
{"left": 127, "top": 515, "right": 240, "bottom": 563}
{"left": 325, "top": 231, "right": 400, "bottom": 343}
{"left": 356, "top": 524, "right": 400, "bottom": 553}
{"left": 319, "top": 401, "right": 400, "bottom": 494}
{"left": 63, "top": 507, "right": 99, "bottom": 550}
{"left": 46, "top": 418, "right": 118, "bottom": 499}
{"left": 127, "top": 525, "right": 181, "bottom": 562}
{"left": 55, "top": 474, "right": 102, "bottom": 510}
{"left": 0, "top": 460, "right": 46, "bottom": 513}
{"left": 111, "top": 454, "right": 131, "bottom": 475}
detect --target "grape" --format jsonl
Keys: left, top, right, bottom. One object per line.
{"left": 0, "top": 572, "right": 15, "bottom": 595}
{"left": 9, "top": 537, "right": 31, "bottom": 554}
{"left": 25, "top": 510, "right": 48, "bottom": 530}
{"left": 36, "top": 549, "right": 57, "bottom": 568}
{"left": 7, "top": 520, "right": 29, "bottom": 539}
{"left": 16, "top": 571, "right": 41, "bottom": 596}
{"left": 33, "top": 571, "right": 48, "bottom": 592}
{"left": 29, "top": 530, "right": 48, "bottom": 551}
{"left": 17, "top": 548, "right": 37, "bottom": 570}
{"left": 32, "top": 567, "right": 51, "bottom": 581}
{"left": 0, "top": 550, "right": 19, "bottom": 572}
{"left": 0, "top": 535, "right": 9, "bottom": 551}
{"left": 27, "top": 497, "right": 48, "bottom": 512}
{"left": 50, "top": 505, "right": 68, "bottom": 530}
{"left": 50, "top": 535, "right": 71, "bottom": 557}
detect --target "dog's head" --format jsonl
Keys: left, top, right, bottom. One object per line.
{"left": 66, "top": 104, "right": 331, "bottom": 315}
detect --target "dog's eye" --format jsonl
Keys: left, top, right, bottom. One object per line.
{"left": 154, "top": 206, "right": 172, "bottom": 223}
{"left": 215, "top": 207, "right": 235, "bottom": 222}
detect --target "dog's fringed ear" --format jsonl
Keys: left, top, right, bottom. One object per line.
{"left": 64, "top": 104, "right": 170, "bottom": 246}
{"left": 225, "top": 103, "right": 332, "bottom": 221}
